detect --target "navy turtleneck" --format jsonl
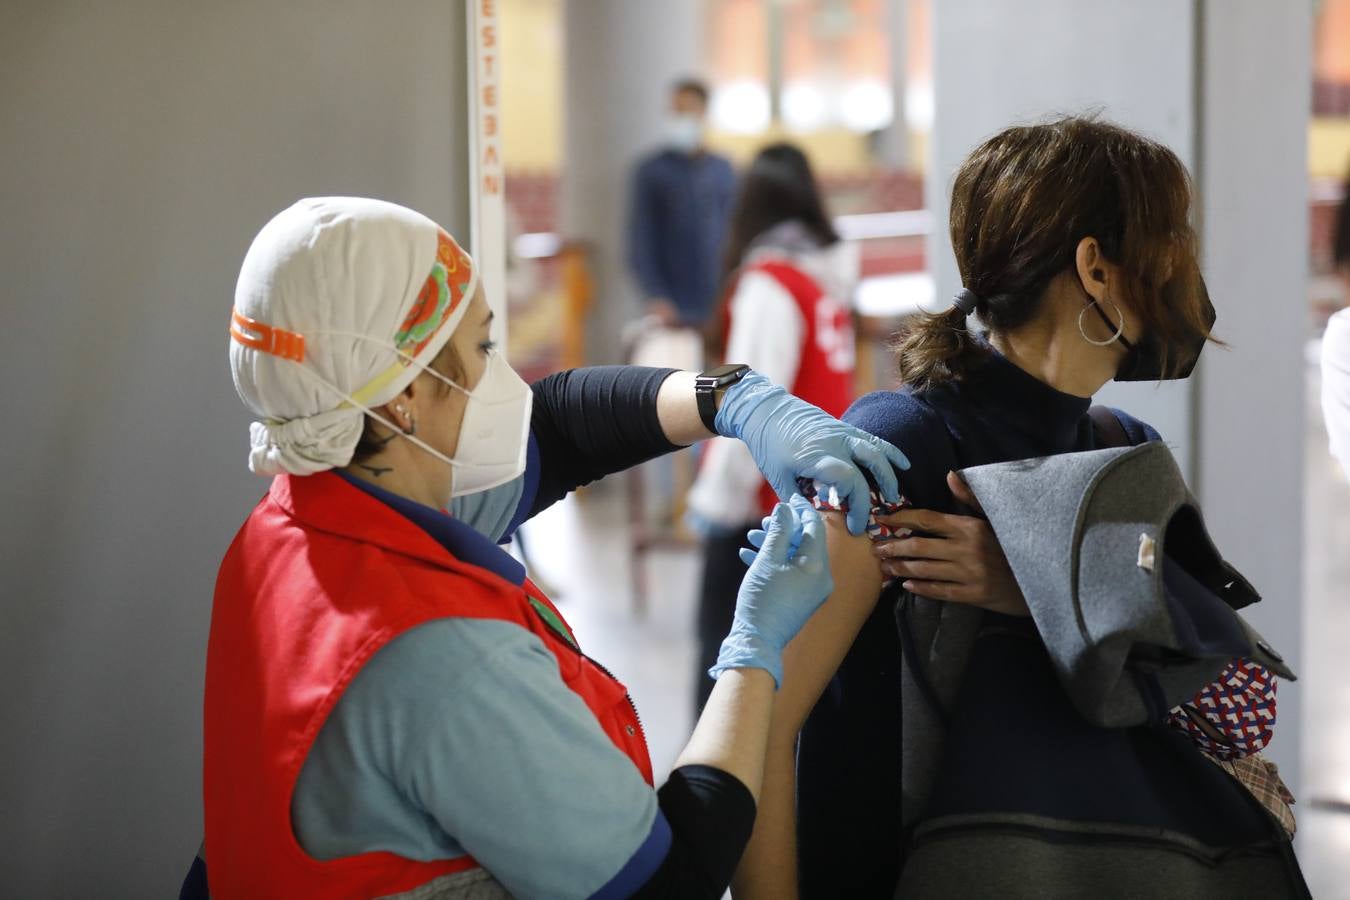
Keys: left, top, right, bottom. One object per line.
{"left": 795, "top": 344, "right": 1159, "bottom": 898}
{"left": 935, "top": 346, "right": 1095, "bottom": 456}
{"left": 845, "top": 344, "right": 1156, "bottom": 513}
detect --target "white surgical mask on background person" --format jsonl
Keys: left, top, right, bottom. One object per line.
{"left": 665, "top": 114, "right": 703, "bottom": 153}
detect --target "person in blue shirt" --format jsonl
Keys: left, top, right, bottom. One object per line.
{"left": 627, "top": 78, "right": 737, "bottom": 329}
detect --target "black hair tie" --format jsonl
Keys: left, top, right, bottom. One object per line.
{"left": 952, "top": 288, "right": 980, "bottom": 316}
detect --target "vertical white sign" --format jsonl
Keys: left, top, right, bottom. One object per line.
{"left": 467, "top": 0, "right": 507, "bottom": 348}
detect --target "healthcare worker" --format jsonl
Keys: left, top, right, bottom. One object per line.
{"left": 190, "top": 197, "right": 908, "bottom": 900}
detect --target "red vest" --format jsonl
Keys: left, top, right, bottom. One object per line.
{"left": 203, "top": 472, "right": 652, "bottom": 899}
{"left": 724, "top": 259, "right": 856, "bottom": 514}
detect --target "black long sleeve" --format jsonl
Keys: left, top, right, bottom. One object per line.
{"left": 529, "top": 366, "right": 682, "bottom": 517}
{"left": 628, "top": 764, "right": 759, "bottom": 899}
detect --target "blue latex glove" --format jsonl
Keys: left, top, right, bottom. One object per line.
{"left": 709, "top": 495, "right": 833, "bottom": 689}
{"left": 716, "top": 371, "right": 910, "bottom": 535}
{"left": 743, "top": 513, "right": 799, "bottom": 558}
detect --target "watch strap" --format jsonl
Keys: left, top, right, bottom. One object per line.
{"left": 695, "top": 364, "right": 749, "bottom": 433}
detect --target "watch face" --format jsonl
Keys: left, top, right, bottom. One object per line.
{"left": 703, "top": 363, "right": 748, "bottom": 384}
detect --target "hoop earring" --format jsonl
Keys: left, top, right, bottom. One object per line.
{"left": 1078, "top": 298, "right": 1125, "bottom": 347}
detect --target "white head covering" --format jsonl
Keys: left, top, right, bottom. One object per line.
{"left": 229, "top": 197, "right": 478, "bottom": 475}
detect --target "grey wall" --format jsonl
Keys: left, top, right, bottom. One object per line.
{"left": 0, "top": 2, "right": 469, "bottom": 894}
{"left": 1195, "top": 0, "right": 1310, "bottom": 792}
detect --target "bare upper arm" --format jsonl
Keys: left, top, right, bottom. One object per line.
{"left": 772, "top": 511, "right": 885, "bottom": 735}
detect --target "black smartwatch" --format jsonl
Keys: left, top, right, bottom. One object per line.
{"left": 695, "top": 363, "right": 751, "bottom": 433}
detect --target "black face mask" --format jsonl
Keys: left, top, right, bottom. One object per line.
{"left": 1088, "top": 273, "right": 1217, "bottom": 382}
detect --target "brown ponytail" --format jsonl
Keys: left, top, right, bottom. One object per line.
{"left": 894, "top": 115, "right": 1205, "bottom": 391}
{"left": 893, "top": 306, "right": 988, "bottom": 388}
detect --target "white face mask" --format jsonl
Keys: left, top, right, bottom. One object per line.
{"left": 439, "top": 349, "right": 534, "bottom": 497}
{"left": 281, "top": 338, "right": 532, "bottom": 499}
{"left": 666, "top": 114, "right": 703, "bottom": 152}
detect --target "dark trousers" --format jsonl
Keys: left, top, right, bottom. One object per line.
{"left": 694, "top": 523, "right": 759, "bottom": 713}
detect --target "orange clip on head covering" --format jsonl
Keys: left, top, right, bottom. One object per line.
{"left": 230, "top": 308, "right": 306, "bottom": 362}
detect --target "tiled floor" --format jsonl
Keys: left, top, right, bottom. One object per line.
{"left": 519, "top": 361, "right": 1350, "bottom": 896}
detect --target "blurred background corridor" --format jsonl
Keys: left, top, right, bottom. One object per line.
{"left": 1, "top": 1, "right": 1348, "bottom": 895}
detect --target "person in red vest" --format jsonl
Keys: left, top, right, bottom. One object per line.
{"left": 686, "top": 143, "right": 858, "bottom": 712}
{"left": 186, "top": 196, "right": 908, "bottom": 900}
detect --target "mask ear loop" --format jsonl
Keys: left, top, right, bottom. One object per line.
{"left": 314, "top": 329, "right": 478, "bottom": 401}
{"left": 1078, "top": 297, "right": 1127, "bottom": 347}
{"left": 266, "top": 354, "right": 470, "bottom": 472}
{"left": 234, "top": 321, "right": 479, "bottom": 470}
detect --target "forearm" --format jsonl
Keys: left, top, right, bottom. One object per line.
{"left": 668, "top": 493, "right": 834, "bottom": 898}
{"left": 626, "top": 670, "right": 777, "bottom": 898}
{"left": 723, "top": 517, "right": 881, "bottom": 899}
{"left": 731, "top": 735, "right": 799, "bottom": 900}
{"left": 678, "top": 513, "right": 873, "bottom": 810}
{"left": 656, "top": 369, "right": 718, "bottom": 447}
{"left": 673, "top": 667, "right": 776, "bottom": 801}
{"left": 630, "top": 628, "right": 799, "bottom": 896}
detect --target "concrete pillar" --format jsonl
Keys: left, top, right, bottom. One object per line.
{"left": 562, "top": 0, "right": 706, "bottom": 363}
{"left": 1195, "top": 0, "right": 1310, "bottom": 793}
